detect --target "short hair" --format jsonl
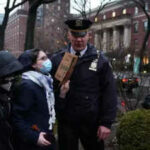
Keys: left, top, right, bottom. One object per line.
{"left": 29, "top": 48, "right": 41, "bottom": 64}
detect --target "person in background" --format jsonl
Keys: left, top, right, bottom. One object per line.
{"left": 51, "top": 19, "right": 118, "bottom": 150}
{"left": 11, "top": 49, "right": 69, "bottom": 150}
{"left": 0, "top": 50, "right": 23, "bottom": 150}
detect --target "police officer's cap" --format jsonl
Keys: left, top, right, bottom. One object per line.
{"left": 65, "top": 19, "right": 93, "bottom": 37}
{"left": 0, "top": 51, "right": 23, "bottom": 78}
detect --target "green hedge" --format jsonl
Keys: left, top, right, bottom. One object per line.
{"left": 116, "top": 109, "right": 150, "bottom": 150}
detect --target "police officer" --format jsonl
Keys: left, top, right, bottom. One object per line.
{"left": 0, "top": 50, "right": 23, "bottom": 150}
{"left": 51, "top": 19, "right": 117, "bottom": 150}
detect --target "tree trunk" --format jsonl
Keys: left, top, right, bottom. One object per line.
{"left": 0, "top": 27, "right": 5, "bottom": 50}
{"left": 0, "top": 7, "right": 10, "bottom": 51}
{"left": 139, "top": 19, "right": 150, "bottom": 71}
{"left": 24, "top": 7, "right": 37, "bottom": 50}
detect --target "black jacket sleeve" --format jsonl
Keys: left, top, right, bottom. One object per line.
{"left": 98, "top": 56, "right": 117, "bottom": 129}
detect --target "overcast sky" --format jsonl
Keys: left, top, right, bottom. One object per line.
{"left": 0, "top": 0, "right": 21, "bottom": 13}
{"left": 0, "top": 0, "right": 114, "bottom": 14}
{"left": 0, "top": 0, "right": 6, "bottom": 13}
{"left": 70, "top": 0, "right": 102, "bottom": 14}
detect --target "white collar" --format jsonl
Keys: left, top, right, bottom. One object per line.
{"left": 70, "top": 46, "right": 87, "bottom": 57}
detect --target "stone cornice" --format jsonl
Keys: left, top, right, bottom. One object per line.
{"left": 91, "top": 15, "right": 131, "bottom": 31}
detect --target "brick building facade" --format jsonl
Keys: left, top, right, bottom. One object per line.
{"left": 4, "top": 0, "right": 70, "bottom": 56}
{"left": 34, "top": 0, "right": 71, "bottom": 54}
{"left": 90, "top": 0, "right": 150, "bottom": 57}
{"left": 4, "top": 0, "right": 150, "bottom": 58}
{"left": 4, "top": 9, "right": 28, "bottom": 56}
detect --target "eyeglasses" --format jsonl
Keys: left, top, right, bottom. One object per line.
{"left": 37, "top": 56, "right": 48, "bottom": 61}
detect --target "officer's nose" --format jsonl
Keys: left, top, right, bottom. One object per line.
{"left": 76, "top": 37, "right": 82, "bottom": 41}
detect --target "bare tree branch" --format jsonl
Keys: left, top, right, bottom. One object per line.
{"left": 94, "top": 1, "right": 110, "bottom": 18}
{"left": 12, "top": 0, "right": 17, "bottom": 7}
{"left": 29, "top": 0, "right": 41, "bottom": 10}
{"left": 73, "top": 0, "right": 112, "bottom": 19}
{"left": 73, "top": 0, "right": 89, "bottom": 18}
{"left": 10, "top": 0, "right": 27, "bottom": 11}
{"left": 132, "top": 0, "right": 150, "bottom": 19}
{"left": 132, "top": 0, "right": 144, "bottom": 9}
{"left": 0, "top": 0, "right": 27, "bottom": 50}
{"left": 126, "top": 0, "right": 150, "bottom": 71}
{"left": 25, "top": 0, "right": 56, "bottom": 49}
{"left": 83, "top": 0, "right": 87, "bottom": 12}
{"left": 74, "top": 0, "right": 83, "bottom": 11}
{"left": 42, "top": 0, "right": 56, "bottom": 4}
{"left": 73, "top": 7, "right": 83, "bottom": 14}
{"left": 6, "top": 0, "right": 10, "bottom": 10}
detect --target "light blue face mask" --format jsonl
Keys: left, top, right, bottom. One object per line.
{"left": 40, "top": 59, "right": 52, "bottom": 74}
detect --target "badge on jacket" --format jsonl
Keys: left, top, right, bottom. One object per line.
{"left": 89, "top": 59, "right": 98, "bottom": 71}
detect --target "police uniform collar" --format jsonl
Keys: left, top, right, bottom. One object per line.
{"left": 55, "top": 44, "right": 97, "bottom": 58}
{"left": 83, "top": 44, "right": 97, "bottom": 56}
{"left": 70, "top": 46, "right": 87, "bottom": 57}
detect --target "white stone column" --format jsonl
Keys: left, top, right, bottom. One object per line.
{"left": 103, "top": 29, "right": 107, "bottom": 52}
{"left": 113, "top": 26, "right": 120, "bottom": 50}
{"left": 123, "top": 25, "right": 131, "bottom": 49}
{"left": 94, "top": 32, "right": 100, "bottom": 49}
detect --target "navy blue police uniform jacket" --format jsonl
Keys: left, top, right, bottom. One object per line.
{"left": 11, "top": 79, "right": 54, "bottom": 150}
{"left": 51, "top": 43, "right": 117, "bottom": 129}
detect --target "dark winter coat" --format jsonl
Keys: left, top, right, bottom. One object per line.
{"left": 11, "top": 79, "right": 55, "bottom": 150}
{"left": 0, "top": 87, "right": 13, "bottom": 150}
{"left": 51, "top": 43, "right": 117, "bottom": 129}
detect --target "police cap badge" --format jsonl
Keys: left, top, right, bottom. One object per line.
{"left": 65, "top": 19, "right": 93, "bottom": 37}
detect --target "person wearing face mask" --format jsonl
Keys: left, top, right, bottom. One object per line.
{"left": 0, "top": 50, "right": 23, "bottom": 150}
{"left": 11, "top": 49, "right": 69, "bottom": 150}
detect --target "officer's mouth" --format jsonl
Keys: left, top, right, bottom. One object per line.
{"left": 75, "top": 43, "right": 84, "bottom": 47}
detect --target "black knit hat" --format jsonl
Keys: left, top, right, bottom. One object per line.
{"left": 65, "top": 19, "right": 93, "bottom": 37}
{"left": 18, "top": 49, "right": 42, "bottom": 71}
{"left": 0, "top": 51, "right": 23, "bottom": 78}
{"left": 18, "top": 49, "right": 35, "bottom": 71}
{"left": 18, "top": 50, "right": 32, "bottom": 66}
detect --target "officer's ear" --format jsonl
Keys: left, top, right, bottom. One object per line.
{"left": 87, "top": 31, "right": 92, "bottom": 41}
{"left": 67, "top": 31, "right": 72, "bottom": 40}
{"left": 87, "top": 31, "right": 91, "bottom": 36}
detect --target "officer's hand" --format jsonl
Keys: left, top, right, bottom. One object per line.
{"left": 59, "top": 80, "right": 70, "bottom": 98}
{"left": 37, "top": 132, "right": 51, "bottom": 147}
{"left": 97, "top": 126, "right": 111, "bottom": 140}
